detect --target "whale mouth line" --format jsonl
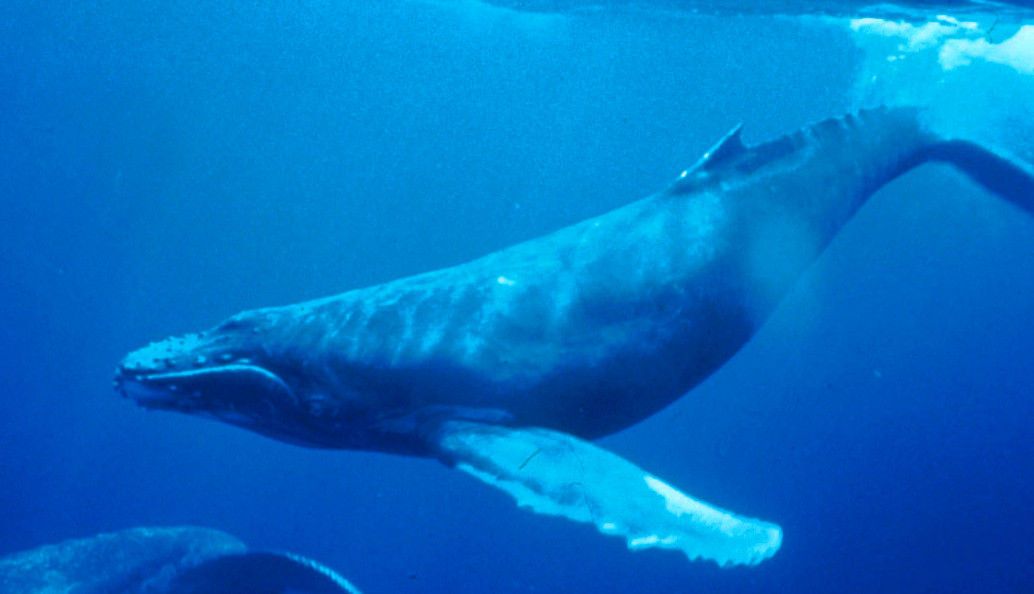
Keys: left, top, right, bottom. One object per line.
{"left": 117, "top": 364, "right": 292, "bottom": 410}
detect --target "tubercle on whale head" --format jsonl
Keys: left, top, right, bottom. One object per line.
{"left": 113, "top": 308, "right": 367, "bottom": 448}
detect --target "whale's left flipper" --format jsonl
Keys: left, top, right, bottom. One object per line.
{"left": 430, "top": 420, "right": 782, "bottom": 567}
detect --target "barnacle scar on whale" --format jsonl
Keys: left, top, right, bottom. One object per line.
{"left": 116, "top": 107, "right": 1034, "bottom": 567}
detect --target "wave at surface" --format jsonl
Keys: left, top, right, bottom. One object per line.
{"left": 454, "top": 0, "right": 1034, "bottom": 20}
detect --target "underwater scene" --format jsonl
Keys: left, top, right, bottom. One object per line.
{"left": 2, "top": 1, "right": 1033, "bottom": 593}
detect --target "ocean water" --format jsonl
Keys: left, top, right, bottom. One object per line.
{"left": 1, "top": 1, "right": 1032, "bottom": 593}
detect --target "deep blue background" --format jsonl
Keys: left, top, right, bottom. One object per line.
{"left": 2, "top": 2, "right": 1032, "bottom": 593}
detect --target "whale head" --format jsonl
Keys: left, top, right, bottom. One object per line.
{"left": 115, "top": 307, "right": 366, "bottom": 448}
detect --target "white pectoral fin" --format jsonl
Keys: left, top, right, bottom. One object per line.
{"left": 432, "top": 420, "right": 782, "bottom": 567}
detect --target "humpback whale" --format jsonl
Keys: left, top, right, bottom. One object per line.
{"left": 115, "top": 107, "right": 1034, "bottom": 567}
{"left": 0, "top": 526, "right": 362, "bottom": 594}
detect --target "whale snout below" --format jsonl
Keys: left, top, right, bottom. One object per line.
{"left": 116, "top": 334, "right": 203, "bottom": 408}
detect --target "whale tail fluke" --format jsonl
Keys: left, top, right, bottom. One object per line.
{"left": 920, "top": 137, "right": 1034, "bottom": 216}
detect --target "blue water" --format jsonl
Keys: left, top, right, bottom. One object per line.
{"left": 2, "top": 2, "right": 1033, "bottom": 592}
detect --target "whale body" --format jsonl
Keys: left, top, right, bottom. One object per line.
{"left": 116, "top": 107, "right": 1034, "bottom": 567}
{"left": 0, "top": 526, "right": 362, "bottom": 594}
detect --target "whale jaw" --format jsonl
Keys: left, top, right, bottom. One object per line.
{"left": 113, "top": 328, "right": 298, "bottom": 430}
{"left": 116, "top": 363, "right": 294, "bottom": 413}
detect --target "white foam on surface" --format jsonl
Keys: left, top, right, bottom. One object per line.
{"left": 850, "top": 16, "right": 1033, "bottom": 75}
{"left": 848, "top": 16, "right": 1034, "bottom": 163}
{"left": 940, "top": 25, "right": 1034, "bottom": 73}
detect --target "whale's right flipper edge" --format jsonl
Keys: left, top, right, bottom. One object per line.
{"left": 429, "top": 420, "right": 782, "bottom": 568}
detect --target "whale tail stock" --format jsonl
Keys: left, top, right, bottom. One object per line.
{"left": 667, "top": 105, "right": 1034, "bottom": 258}
{"left": 918, "top": 135, "right": 1034, "bottom": 214}
{"left": 851, "top": 105, "right": 1034, "bottom": 214}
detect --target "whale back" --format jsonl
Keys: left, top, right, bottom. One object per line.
{"left": 241, "top": 108, "right": 947, "bottom": 438}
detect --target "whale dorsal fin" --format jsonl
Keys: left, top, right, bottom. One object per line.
{"left": 698, "top": 123, "right": 745, "bottom": 166}
{"left": 668, "top": 123, "right": 745, "bottom": 195}
{"left": 429, "top": 419, "right": 782, "bottom": 567}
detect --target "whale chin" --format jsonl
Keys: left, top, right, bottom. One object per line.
{"left": 116, "top": 363, "right": 295, "bottom": 413}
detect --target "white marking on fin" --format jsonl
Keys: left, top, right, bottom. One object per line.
{"left": 435, "top": 421, "right": 782, "bottom": 567}
{"left": 283, "top": 552, "right": 364, "bottom": 594}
